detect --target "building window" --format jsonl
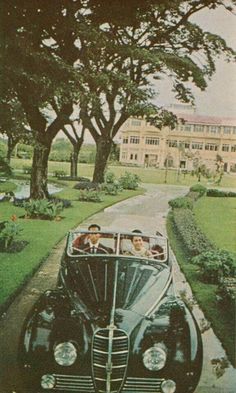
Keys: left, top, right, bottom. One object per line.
{"left": 123, "top": 137, "right": 128, "bottom": 144}
{"left": 122, "top": 152, "right": 127, "bottom": 159}
{"left": 231, "top": 145, "right": 236, "bottom": 152}
{"left": 130, "top": 136, "right": 140, "bottom": 144}
{"left": 209, "top": 126, "right": 220, "bottom": 133}
{"left": 130, "top": 154, "right": 133, "bottom": 159}
{"left": 193, "top": 125, "right": 204, "bottom": 132}
{"left": 192, "top": 142, "right": 203, "bottom": 150}
{"left": 205, "top": 143, "right": 218, "bottom": 151}
{"left": 222, "top": 144, "right": 230, "bottom": 152}
{"left": 184, "top": 124, "right": 192, "bottom": 132}
{"left": 131, "top": 119, "right": 142, "bottom": 126}
{"left": 168, "top": 140, "right": 178, "bottom": 147}
{"left": 223, "top": 126, "right": 231, "bottom": 134}
{"left": 134, "top": 154, "right": 138, "bottom": 160}
{"left": 233, "top": 127, "right": 236, "bottom": 134}
{"left": 145, "top": 137, "right": 159, "bottom": 145}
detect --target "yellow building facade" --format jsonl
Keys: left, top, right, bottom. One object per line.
{"left": 119, "top": 114, "right": 236, "bottom": 172}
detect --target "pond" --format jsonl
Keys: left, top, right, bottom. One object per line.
{"left": 0, "top": 180, "right": 62, "bottom": 200}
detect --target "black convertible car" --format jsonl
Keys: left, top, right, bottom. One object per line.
{"left": 19, "top": 230, "right": 202, "bottom": 393}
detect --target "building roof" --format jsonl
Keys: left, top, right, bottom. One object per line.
{"left": 177, "top": 113, "right": 236, "bottom": 126}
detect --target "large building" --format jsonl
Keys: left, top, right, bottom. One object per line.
{"left": 119, "top": 114, "right": 236, "bottom": 172}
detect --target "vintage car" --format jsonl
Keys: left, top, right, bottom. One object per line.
{"left": 19, "top": 230, "right": 202, "bottom": 393}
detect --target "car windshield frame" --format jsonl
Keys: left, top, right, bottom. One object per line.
{"left": 66, "top": 230, "right": 169, "bottom": 263}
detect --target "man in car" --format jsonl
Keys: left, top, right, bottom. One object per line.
{"left": 73, "top": 223, "right": 113, "bottom": 254}
{"left": 125, "top": 229, "right": 153, "bottom": 258}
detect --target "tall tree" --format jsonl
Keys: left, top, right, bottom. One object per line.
{"left": 62, "top": 120, "right": 85, "bottom": 178}
{"left": 0, "top": 0, "right": 82, "bottom": 198}
{"left": 78, "top": 0, "right": 235, "bottom": 182}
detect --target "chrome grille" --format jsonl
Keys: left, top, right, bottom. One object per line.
{"left": 48, "top": 375, "right": 95, "bottom": 391}
{"left": 41, "top": 374, "right": 165, "bottom": 392}
{"left": 92, "top": 328, "right": 129, "bottom": 393}
{"left": 123, "top": 377, "right": 164, "bottom": 392}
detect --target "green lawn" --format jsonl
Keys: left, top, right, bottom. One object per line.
{"left": 10, "top": 158, "right": 236, "bottom": 188}
{"left": 0, "top": 185, "right": 143, "bottom": 312}
{"left": 194, "top": 196, "right": 236, "bottom": 254}
{"left": 167, "top": 194, "right": 236, "bottom": 365}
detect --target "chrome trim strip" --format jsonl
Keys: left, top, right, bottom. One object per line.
{"left": 104, "top": 263, "right": 108, "bottom": 302}
{"left": 93, "top": 348, "right": 129, "bottom": 354}
{"left": 88, "top": 264, "right": 99, "bottom": 302}
{"left": 145, "top": 271, "right": 172, "bottom": 317}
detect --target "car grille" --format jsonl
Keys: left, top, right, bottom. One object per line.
{"left": 92, "top": 328, "right": 129, "bottom": 393}
{"left": 47, "top": 375, "right": 94, "bottom": 391}
{"left": 43, "top": 375, "right": 164, "bottom": 392}
{"left": 123, "top": 377, "right": 164, "bottom": 392}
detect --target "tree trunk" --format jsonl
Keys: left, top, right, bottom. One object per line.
{"left": 7, "top": 136, "right": 16, "bottom": 164}
{"left": 30, "top": 141, "right": 51, "bottom": 199}
{"left": 70, "top": 144, "right": 82, "bottom": 178}
{"left": 70, "top": 149, "right": 79, "bottom": 177}
{"left": 93, "top": 137, "right": 112, "bottom": 183}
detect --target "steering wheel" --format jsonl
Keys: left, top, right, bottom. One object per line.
{"left": 72, "top": 247, "right": 90, "bottom": 255}
{"left": 83, "top": 246, "right": 109, "bottom": 254}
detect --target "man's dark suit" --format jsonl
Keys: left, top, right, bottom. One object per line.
{"left": 73, "top": 238, "right": 113, "bottom": 254}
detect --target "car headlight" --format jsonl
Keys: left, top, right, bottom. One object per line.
{"left": 54, "top": 342, "right": 77, "bottom": 366}
{"left": 161, "top": 379, "right": 176, "bottom": 393}
{"left": 41, "top": 374, "right": 56, "bottom": 389}
{"left": 143, "top": 344, "right": 167, "bottom": 371}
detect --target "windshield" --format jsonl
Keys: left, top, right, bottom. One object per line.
{"left": 67, "top": 230, "right": 168, "bottom": 263}
{"left": 64, "top": 256, "right": 170, "bottom": 320}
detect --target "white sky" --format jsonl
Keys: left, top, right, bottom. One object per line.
{"left": 154, "top": 5, "right": 236, "bottom": 117}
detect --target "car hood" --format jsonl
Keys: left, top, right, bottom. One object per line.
{"left": 65, "top": 256, "right": 171, "bottom": 325}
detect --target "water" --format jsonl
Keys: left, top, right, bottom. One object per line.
{"left": 1, "top": 180, "right": 62, "bottom": 199}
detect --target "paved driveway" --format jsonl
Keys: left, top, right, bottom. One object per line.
{"left": 0, "top": 184, "right": 235, "bottom": 392}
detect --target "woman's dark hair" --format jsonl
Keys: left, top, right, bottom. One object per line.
{"left": 88, "top": 223, "right": 101, "bottom": 231}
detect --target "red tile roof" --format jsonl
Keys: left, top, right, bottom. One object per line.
{"left": 176, "top": 113, "right": 236, "bottom": 126}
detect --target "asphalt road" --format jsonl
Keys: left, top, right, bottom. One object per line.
{"left": 0, "top": 184, "right": 235, "bottom": 393}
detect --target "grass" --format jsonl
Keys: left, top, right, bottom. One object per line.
{"left": 0, "top": 185, "right": 144, "bottom": 312}
{"left": 167, "top": 210, "right": 236, "bottom": 365}
{"left": 0, "top": 181, "right": 17, "bottom": 193}
{"left": 194, "top": 196, "right": 236, "bottom": 254}
{"left": 10, "top": 158, "right": 236, "bottom": 188}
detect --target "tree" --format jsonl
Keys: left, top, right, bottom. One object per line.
{"left": 1, "top": 1, "right": 235, "bottom": 191}
{"left": 0, "top": 0, "right": 82, "bottom": 198}
{"left": 62, "top": 120, "right": 85, "bottom": 178}
{"left": 78, "top": 0, "right": 235, "bottom": 182}
{"left": 0, "top": 96, "right": 32, "bottom": 163}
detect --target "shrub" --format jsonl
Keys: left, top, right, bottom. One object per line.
{"left": 22, "top": 165, "right": 32, "bottom": 174}
{"left": 78, "top": 190, "right": 103, "bottom": 202}
{"left": 172, "top": 209, "right": 214, "bottom": 256}
{"left": 192, "top": 249, "right": 236, "bottom": 284}
{"left": 119, "top": 172, "right": 140, "bottom": 190}
{"left": 207, "top": 189, "right": 236, "bottom": 197}
{"left": 0, "top": 216, "right": 22, "bottom": 250}
{"left": 49, "top": 196, "right": 72, "bottom": 208}
{"left": 105, "top": 171, "right": 116, "bottom": 184}
{"left": 217, "top": 277, "right": 236, "bottom": 310}
{"left": 23, "top": 199, "right": 64, "bottom": 220}
{"left": 53, "top": 170, "right": 66, "bottom": 178}
{"left": 102, "top": 181, "right": 123, "bottom": 196}
{"left": 168, "top": 196, "right": 193, "bottom": 210}
{"left": 190, "top": 184, "right": 207, "bottom": 196}
{"left": 74, "top": 181, "right": 99, "bottom": 190}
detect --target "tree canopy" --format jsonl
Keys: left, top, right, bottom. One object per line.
{"left": 0, "top": 0, "right": 235, "bottom": 192}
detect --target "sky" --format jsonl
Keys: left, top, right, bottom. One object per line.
{"left": 154, "top": 5, "right": 236, "bottom": 118}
